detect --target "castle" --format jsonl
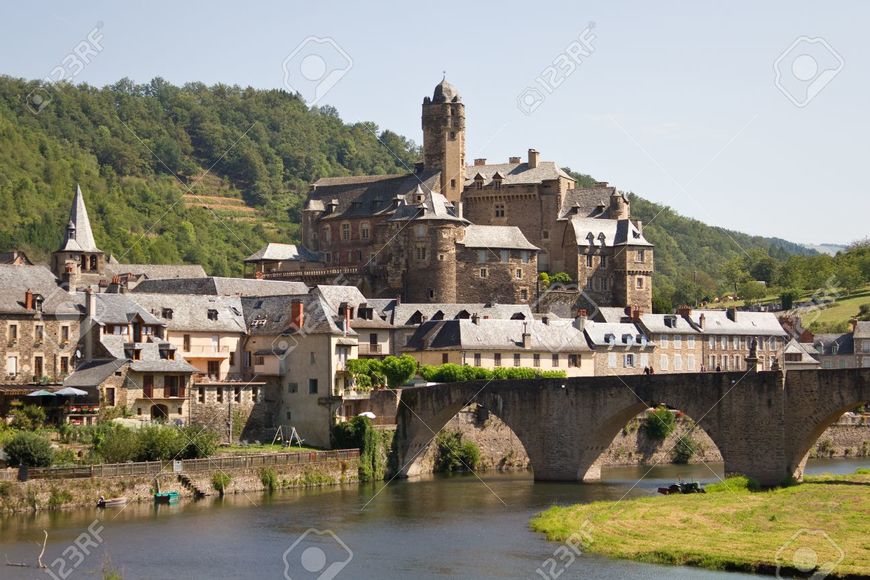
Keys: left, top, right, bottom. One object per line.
{"left": 246, "top": 78, "right": 654, "bottom": 312}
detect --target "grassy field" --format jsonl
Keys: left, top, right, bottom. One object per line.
{"left": 801, "top": 288, "right": 870, "bottom": 328}
{"left": 531, "top": 472, "right": 870, "bottom": 577}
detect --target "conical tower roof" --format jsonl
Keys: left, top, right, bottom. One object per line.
{"left": 59, "top": 184, "right": 101, "bottom": 253}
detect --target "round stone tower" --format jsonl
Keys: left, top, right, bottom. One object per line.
{"left": 421, "top": 77, "right": 466, "bottom": 203}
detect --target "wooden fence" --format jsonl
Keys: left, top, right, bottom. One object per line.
{"left": 21, "top": 449, "right": 359, "bottom": 481}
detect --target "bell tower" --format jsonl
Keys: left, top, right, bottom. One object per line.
{"left": 422, "top": 76, "right": 465, "bottom": 203}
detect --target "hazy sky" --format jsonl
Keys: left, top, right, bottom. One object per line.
{"left": 2, "top": 1, "right": 867, "bottom": 245}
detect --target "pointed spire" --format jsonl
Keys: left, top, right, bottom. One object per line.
{"left": 60, "top": 184, "right": 101, "bottom": 253}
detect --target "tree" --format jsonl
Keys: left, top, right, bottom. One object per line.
{"left": 380, "top": 355, "right": 418, "bottom": 388}
{"left": 9, "top": 404, "right": 46, "bottom": 430}
{"left": 720, "top": 257, "right": 750, "bottom": 295}
{"left": 836, "top": 264, "right": 863, "bottom": 296}
{"left": 550, "top": 272, "right": 572, "bottom": 285}
{"left": 738, "top": 280, "right": 767, "bottom": 304}
{"left": 4, "top": 432, "right": 54, "bottom": 467}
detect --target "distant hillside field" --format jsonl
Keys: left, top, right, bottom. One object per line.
{"left": 0, "top": 76, "right": 820, "bottom": 288}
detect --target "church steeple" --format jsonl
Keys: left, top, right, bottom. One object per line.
{"left": 60, "top": 184, "right": 101, "bottom": 253}
{"left": 53, "top": 184, "right": 104, "bottom": 279}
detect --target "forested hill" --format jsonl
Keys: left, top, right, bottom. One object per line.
{"left": 0, "top": 76, "right": 419, "bottom": 275}
{"left": 1, "top": 76, "right": 813, "bottom": 289}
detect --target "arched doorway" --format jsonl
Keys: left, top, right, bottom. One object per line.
{"left": 150, "top": 404, "right": 169, "bottom": 421}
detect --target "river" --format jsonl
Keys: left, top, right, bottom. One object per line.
{"left": 1, "top": 458, "right": 867, "bottom": 580}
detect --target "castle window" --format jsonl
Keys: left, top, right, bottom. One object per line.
{"left": 552, "top": 353, "right": 560, "bottom": 367}
{"left": 520, "top": 288, "right": 528, "bottom": 301}
{"left": 533, "top": 354, "right": 540, "bottom": 367}
{"left": 325, "top": 252, "right": 331, "bottom": 264}
{"left": 414, "top": 224, "right": 427, "bottom": 238}
{"left": 477, "top": 250, "right": 487, "bottom": 264}
{"left": 493, "top": 178, "right": 502, "bottom": 190}
{"left": 428, "top": 289, "right": 435, "bottom": 299}
{"left": 8, "top": 323, "right": 17, "bottom": 340}
{"left": 34, "top": 324, "right": 44, "bottom": 342}
{"left": 542, "top": 230, "right": 549, "bottom": 240}
{"left": 479, "top": 268, "right": 489, "bottom": 279}
{"left": 415, "top": 245, "right": 427, "bottom": 261}
{"left": 520, "top": 251, "right": 530, "bottom": 263}
{"left": 449, "top": 131, "right": 456, "bottom": 140}
{"left": 600, "top": 256, "right": 607, "bottom": 268}
{"left": 515, "top": 269, "right": 523, "bottom": 279}
{"left": 494, "top": 203, "right": 505, "bottom": 217}
{"left": 586, "top": 254, "right": 593, "bottom": 268}
{"left": 636, "top": 277, "right": 644, "bottom": 289}
{"left": 341, "top": 223, "right": 350, "bottom": 241}
{"left": 494, "top": 353, "right": 502, "bottom": 367}
{"left": 513, "top": 354, "right": 521, "bottom": 367}
{"left": 450, "top": 179, "right": 456, "bottom": 189}
{"left": 322, "top": 226, "right": 331, "bottom": 243}
{"left": 500, "top": 250, "right": 509, "bottom": 263}
{"left": 360, "top": 223, "right": 370, "bottom": 240}
{"left": 636, "top": 249, "right": 646, "bottom": 263}
{"left": 474, "top": 353, "right": 481, "bottom": 366}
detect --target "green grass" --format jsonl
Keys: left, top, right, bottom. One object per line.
{"left": 531, "top": 472, "right": 870, "bottom": 577}
{"left": 802, "top": 287, "right": 870, "bottom": 328}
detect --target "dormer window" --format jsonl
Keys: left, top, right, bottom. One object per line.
{"left": 492, "top": 173, "right": 503, "bottom": 189}
{"left": 162, "top": 308, "right": 173, "bottom": 319}
{"left": 207, "top": 309, "right": 219, "bottom": 321}
{"left": 473, "top": 173, "right": 485, "bottom": 190}
{"left": 605, "top": 333, "right": 616, "bottom": 345}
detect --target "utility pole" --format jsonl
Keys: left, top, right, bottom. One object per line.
{"left": 227, "top": 390, "right": 233, "bottom": 444}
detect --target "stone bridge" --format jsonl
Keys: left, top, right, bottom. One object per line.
{"left": 393, "top": 368, "right": 870, "bottom": 486}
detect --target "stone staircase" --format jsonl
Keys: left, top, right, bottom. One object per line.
{"left": 178, "top": 473, "right": 208, "bottom": 499}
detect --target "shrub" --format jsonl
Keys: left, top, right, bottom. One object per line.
{"left": 9, "top": 404, "right": 47, "bottom": 431}
{"left": 672, "top": 437, "right": 698, "bottom": 464}
{"left": 260, "top": 467, "right": 278, "bottom": 491}
{"left": 434, "top": 431, "right": 481, "bottom": 472}
{"left": 381, "top": 355, "right": 417, "bottom": 388}
{"left": 48, "top": 488, "right": 73, "bottom": 509}
{"left": 93, "top": 425, "right": 141, "bottom": 463}
{"left": 4, "top": 432, "right": 54, "bottom": 467}
{"left": 419, "top": 364, "right": 566, "bottom": 383}
{"left": 52, "top": 448, "right": 78, "bottom": 466}
{"left": 178, "top": 426, "right": 220, "bottom": 459}
{"left": 212, "top": 472, "right": 231, "bottom": 495}
{"left": 705, "top": 475, "right": 761, "bottom": 493}
{"left": 550, "top": 272, "right": 572, "bottom": 285}
{"left": 642, "top": 406, "right": 676, "bottom": 440}
{"left": 136, "top": 425, "right": 186, "bottom": 461}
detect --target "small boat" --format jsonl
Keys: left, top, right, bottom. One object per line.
{"left": 97, "top": 496, "right": 129, "bottom": 508}
{"left": 657, "top": 482, "right": 706, "bottom": 495}
{"left": 154, "top": 491, "right": 181, "bottom": 504}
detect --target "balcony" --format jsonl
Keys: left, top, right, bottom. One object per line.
{"left": 358, "top": 343, "right": 383, "bottom": 355}
{"left": 182, "top": 345, "right": 231, "bottom": 359}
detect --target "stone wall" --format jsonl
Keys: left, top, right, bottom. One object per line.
{"left": 0, "top": 455, "right": 358, "bottom": 513}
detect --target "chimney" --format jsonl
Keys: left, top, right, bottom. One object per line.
{"left": 344, "top": 307, "right": 350, "bottom": 337}
{"left": 24, "top": 289, "right": 34, "bottom": 310}
{"left": 395, "top": 295, "right": 401, "bottom": 306}
{"left": 509, "top": 156, "right": 521, "bottom": 164}
{"left": 726, "top": 307, "right": 737, "bottom": 322}
{"left": 677, "top": 305, "right": 692, "bottom": 318}
{"left": 631, "top": 307, "right": 642, "bottom": 321}
{"left": 849, "top": 318, "right": 858, "bottom": 333}
{"left": 86, "top": 287, "right": 97, "bottom": 318}
{"left": 573, "top": 308, "right": 587, "bottom": 331}
{"left": 699, "top": 313, "right": 706, "bottom": 329}
{"left": 471, "top": 313, "right": 480, "bottom": 325}
{"left": 522, "top": 322, "right": 531, "bottom": 349}
{"left": 290, "top": 299, "right": 304, "bottom": 331}
{"left": 254, "top": 270, "right": 264, "bottom": 280}
{"left": 457, "top": 201, "right": 464, "bottom": 220}
{"left": 63, "top": 261, "right": 78, "bottom": 294}
{"left": 474, "top": 158, "right": 487, "bottom": 166}
{"left": 635, "top": 220, "right": 643, "bottom": 234}
{"left": 528, "top": 148, "right": 539, "bottom": 169}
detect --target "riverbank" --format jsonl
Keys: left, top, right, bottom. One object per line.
{"left": 530, "top": 471, "right": 870, "bottom": 578}
{"left": 0, "top": 452, "right": 358, "bottom": 513}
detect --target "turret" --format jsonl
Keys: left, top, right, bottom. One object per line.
{"left": 422, "top": 77, "right": 466, "bottom": 203}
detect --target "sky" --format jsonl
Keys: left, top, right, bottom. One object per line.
{"left": 1, "top": 1, "right": 867, "bottom": 245}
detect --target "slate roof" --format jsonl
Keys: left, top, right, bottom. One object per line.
{"left": 131, "top": 277, "right": 309, "bottom": 296}
{"left": 639, "top": 313, "right": 702, "bottom": 335}
{"left": 783, "top": 338, "right": 820, "bottom": 365}
{"left": 569, "top": 216, "right": 652, "bottom": 247}
{"left": 432, "top": 78, "right": 461, "bottom": 103}
{"left": 405, "top": 318, "right": 589, "bottom": 352}
{"left": 307, "top": 171, "right": 441, "bottom": 221}
{"left": 389, "top": 302, "right": 533, "bottom": 327}
{"left": 459, "top": 225, "right": 539, "bottom": 250}
{"left": 389, "top": 186, "right": 466, "bottom": 223}
{"left": 126, "top": 294, "right": 246, "bottom": 333}
{"left": 241, "top": 294, "right": 348, "bottom": 337}
{"left": 311, "top": 285, "right": 368, "bottom": 315}
{"left": 584, "top": 320, "right": 650, "bottom": 348}
{"left": 0, "top": 265, "right": 81, "bottom": 316}
{"left": 0, "top": 251, "right": 33, "bottom": 265}
{"left": 64, "top": 359, "right": 125, "bottom": 388}
{"left": 463, "top": 161, "right": 570, "bottom": 187}
{"left": 243, "top": 243, "right": 322, "bottom": 263}
{"left": 559, "top": 185, "right": 615, "bottom": 218}
{"left": 93, "top": 294, "right": 164, "bottom": 327}
{"left": 854, "top": 321, "right": 870, "bottom": 340}
{"left": 811, "top": 333, "right": 855, "bottom": 356}
{"left": 105, "top": 263, "right": 208, "bottom": 279}
{"left": 59, "top": 185, "right": 101, "bottom": 253}
{"left": 689, "top": 310, "right": 788, "bottom": 337}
